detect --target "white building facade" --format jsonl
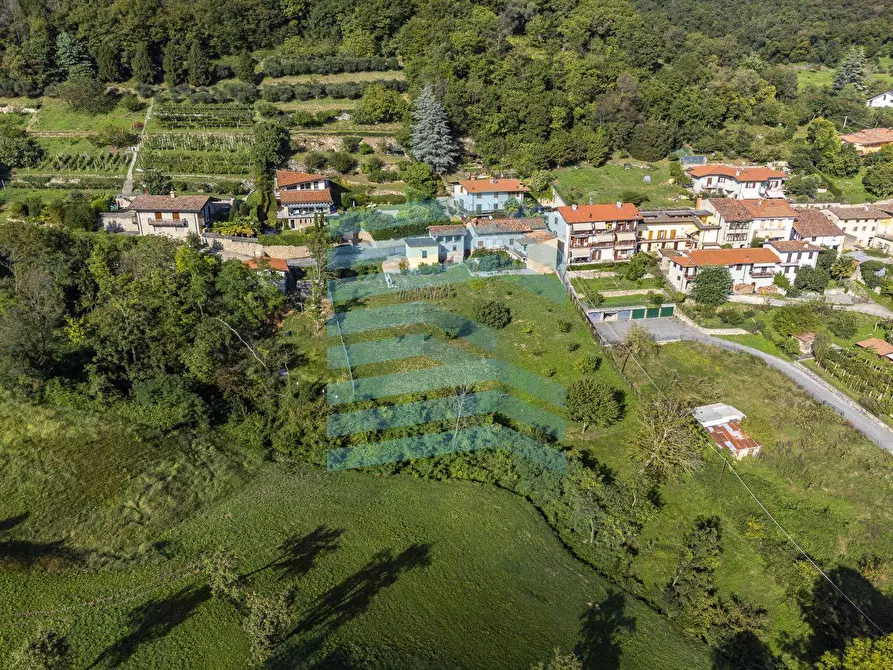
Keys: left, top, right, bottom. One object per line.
{"left": 687, "top": 165, "right": 787, "bottom": 199}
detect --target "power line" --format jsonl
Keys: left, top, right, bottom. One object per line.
{"left": 605, "top": 322, "right": 888, "bottom": 637}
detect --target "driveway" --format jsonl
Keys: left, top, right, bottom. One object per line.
{"left": 596, "top": 318, "right": 893, "bottom": 452}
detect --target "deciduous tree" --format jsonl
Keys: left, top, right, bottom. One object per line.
{"left": 691, "top": 266, "right": 733, "bottom": 306}
{"left": 567, "top": 378, "right": 622, "bottom": 432}
{"left": 635, "top": 396, "right": 703, "bottom": 480}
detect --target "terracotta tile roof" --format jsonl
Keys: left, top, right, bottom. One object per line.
{"left": 522, "top": 229, "right": 556, "bottom": 243}
{"left": 280, "top": 188, "right": 333, "bottom": 204}
{"left": 557, "top": 203, "right": 642, "bottom": 224}
{"left": 768, "top": 240, "right": 822, "bottom": 254}
{"left": 793, "top": 209, "right": 845, "bottom": 238}
{"left": 128, "top": 194, "right": 212, "bottom": 212}
{"left": 466, "top": 217, "right": 546, "bottom": 235}
{"left": 764, "top": 240, "right": 822, "bottom": 253}
{"left": 428, "top": 223, "right": 468, "bottom": 236}
{"left": 244, "top": 257, "right": 289, "bottom": 272}
{"left": 829, "top": 206, "right": 891, "bottom": 221}
{"left": 276, "top": 170, "right": 327, "bottom": 187}
{"left": 708, "top": 198, "right": 752, "bottom": 222}
{"left": 706, "top": 421, "right": 760, "bottom": 454}
{"left": 673, "top": 248, "right": 780, "bottom": 267}
{"left": 687, "top": 164, "right": 787, "bottom": 181}
{"left": 739, "top": 198, "right": 797, "bottom": 219}
{"left": 458, "top": 178, "right": 529, "bottom": 193}
{"left": 856, "top": 338, "right": 893, "bottom": 357}
{"left": 840, "top": 128, "right": 893, "bottom": 146}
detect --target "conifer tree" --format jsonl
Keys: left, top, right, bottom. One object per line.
{"left": 163, "top": 42, "right": 185, "bottom": 88}
{"left": 410, "top": 84, "right": 459, "bottom": 174}
{"left": 56, "top": 31, "right": 93, "bottom": 77}
{"left": 832, "top": 46, "right": 867, "bottom": 92}
{"left": 187, "top": 39, "right": 211, "bottom": 87}
{"left": 131, "top": 42, "right": 155, "bottom": 85}
{"left": 236, "top": 49, "right": 256, "bottom": 83}
{"left": 97, "top": 43, "right": 121, "bottom": 82}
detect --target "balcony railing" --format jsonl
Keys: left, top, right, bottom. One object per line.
{"left": 148, "top": 219, "right": 188, "bottom": 228}
{"left": 749, "top": 270, "right": 776, "bottom": 278}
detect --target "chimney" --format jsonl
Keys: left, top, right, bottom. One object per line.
{"left": 695, "top": 195, "right": 703, "bottom": 209}
{"left": 616, "top": 201, "right": 622, "bottom": 209}
{"left": 571, "top": 204, "right": 578, "bottom": 211}
{"left": 170, "top": 190, "right": 176, "bottom": 199}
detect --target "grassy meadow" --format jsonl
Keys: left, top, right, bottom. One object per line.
{"left": 553, "top": 161, "right": 693, "bottom": 209}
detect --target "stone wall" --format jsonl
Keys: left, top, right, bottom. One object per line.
{"left": 201, "top": 233, "right": 309, "bottom": 259}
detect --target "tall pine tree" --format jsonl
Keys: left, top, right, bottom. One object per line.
{"left": 56, "top": 31, "right": 93, "bottom": 77}
{"left": 237, "top": 50, "right": 256, "bottom": 83}
{"left": 832, "top": 46, "right": 867, "bottom": 92}
{"left": 163, "top": 42, "right": 185, "bottom": 88}
{"left": 131, "top": 42, "right": 155, "bottom": 85}
{"left": 410, "top": 84, "right": 459, "bottom": 174}
{"left": 187, "top": 39, "right": 211, "bottom": 87}
{"left": 97, "top": 43, "right": 122, "bottom": 82}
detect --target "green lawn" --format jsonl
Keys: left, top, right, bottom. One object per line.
{"left": 794, "top": 58, "right": 893, "bottom": 90}
{"left": 616, "top": 342, "right": 893, "bottom": 654}
{"left": 0, "top": 385, "right": 707, "bottom": 669}
{"left": 571, "top": 276, "right": 666, "bottom": 293}
{"left": 30, "top": 97, "right": 146, "bottom": 133}
{"left": 553, "top": 160, "right": 693, "bottom": 209}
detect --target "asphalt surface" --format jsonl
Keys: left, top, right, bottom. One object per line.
{"left": 597, "top": 318, "right": 893, "bottom": 453}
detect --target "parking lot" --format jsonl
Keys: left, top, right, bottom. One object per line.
{"left": 592, "top": 317, "right": 701, "bottom": 344}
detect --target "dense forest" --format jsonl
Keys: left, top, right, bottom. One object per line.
{"left": 1, "top": 0, "right": 892, "bottom": 173}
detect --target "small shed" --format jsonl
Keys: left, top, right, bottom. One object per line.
{"left": 692, "top": 403, "right": 761, "bottom": 460}
{"left": 794, "top": 332, "right": 817, "bottom": 356}
{"left": 403, "top": 236, "right": 439, "bottom": 269}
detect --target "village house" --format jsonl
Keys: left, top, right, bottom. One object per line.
{"left": 825, "top": 206, "right": 892, "bottom": 248}
{"left": 856, "top": 338, "right": 893, "bottom": 363}
{"left": 867, "top": 91, "right": 893, "bottom": 108}
{"left": 703, "top": 198, "right": 798, "bottom": 247}
{"left": 551, "top": 202, "right": 642, "bottom": 265}
{"left": 451, "top": 178, "right": 528, "bottom": 214}
{"left": 791, "top": 208, "right": 846, "bottom": 251}
{"left": 242, "top": 256, "right": 292, "bottom": 293}
{"left": 637, "top": 208, "right": 717, "bottom": 253}
{"left": 125, "top": 193, "right": 220, "bottom": 238}
{"left": 427, "top": 223, "right": 469, "bottom": 264}
{"left": 687, "top": 165, "right": 787, "bottom": 199}
{"left": 840, "top": 128, "right": 893, "bottom": 155}
{"left": 692, "top": 403, "right": 761, "bottom": 460}
{"left": 762, "top": 239, "right": 822, "bottom": 281}
{"left": 662, "top": 247, "right": 784, "bottom": 293}
{"left": 403, "top": 236, "right": 439, "bottom": 269}
{"left": 277, "top": 189, "right": 335, "bottom": 230}
{"left": 274, "top": 170, "right": 329, "bottom": 193}
{"left": 465, "top": 216, "right": 547, "bottom": 255}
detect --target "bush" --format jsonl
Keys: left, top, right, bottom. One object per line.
{"left": 305, "top": 151, "right": 327, "bottom": 171}
{"left": 328, "top": 151, "right": 357, "bottom": 174}
{"left": 471, "top": 299, "right": 512, "bottom": 329}
{"left": 557, "top": 320, "right": 573, "bottom": 333}
{"left": 772, "top": 304, "right": 823, "bottom": 336}
{"left": 358, "top": 142, "right": 374, "bottom": 155}
{"left": 573, "top": 353, "right": 601, "bottom": 373}
{"left": 827, "top": 311, "right": 858, "bottom": 339}
{"left": 793, "top": 266, "right": 830, "bottom": 293}
{"left": 342, "top": 136, "right": 362, "bottom": 153}
{"left": 717, "top": 308, "right": 745, "bottom": 326}
{"left": 776, "top": 336, "right": 802, "bottom": 358}
{"left": 773, "top": 273, "right": 791, "bottom": 290}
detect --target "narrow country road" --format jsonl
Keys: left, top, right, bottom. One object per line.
{"left": 122, "top": 101, "right": 154, "bottom": 195}
{"left": 689, "top": 333, "right": 893, "bottom": 452}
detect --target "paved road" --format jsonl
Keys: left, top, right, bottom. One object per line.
{"left": 598, "top": 318, "right": 893, "bottom": 452}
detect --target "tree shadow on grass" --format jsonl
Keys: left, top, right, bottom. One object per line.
{"left": 244, "top": 525, "right": 344, "bottom": 581}
{"left": 91, "top": 585, "right": 210, "bottom": 668}
{"left": 575, "top": 590, "right": 636, "bottom": 670}
{"left": 271, "top": 543, "right": 432, "bottom": 667}
{"left": 0, "top": 513, "right": 107, "bottom": 570}
{"left": 711, "top": 631, "right": 777, "bottom": 669}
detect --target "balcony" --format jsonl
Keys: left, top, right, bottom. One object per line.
{"left": 148, "top": 219, "right": 188, "bottom": 228}
{"left": 749, "top": 270, "right": 776, "bottom": 279}
{"left": 727, "top": 223, "right": 751, "bottom": 230}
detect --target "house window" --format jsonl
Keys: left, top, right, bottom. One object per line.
{"left": 154, "top": 212, "right": 162, "bottom": 219}
{"left": 172, "top": 212, "right": 180, "bottom": 220}
{"left": 421, "top": 250, "right": 428, "bottom": 259}
{"left": 452, "top": 245, "right": 457, "bottom": 252}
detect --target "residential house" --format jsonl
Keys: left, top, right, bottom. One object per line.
{"left": 856, "top": 338, "right": 893, "bottom": 362}
{"left": 791, "top": 208, "right": 846, "bottom": 251}
{"left": 126, "top": 194, "right": 217, "bottom": 238}
{"left": 519, "top": 229, "right": 559, "bottom": 272}
{"left": 687, "top": 165, "right": 787, "bottom": 199}
{"left": 704, "top": 198, "right": 797, "bottom": 247}
{"left": 243, "top": 256, "right": 292, "bottom": 293}
{"left": 452, "top": 178, "right": 528, "bottom": 214}
{"left": 663, "top": 247, "right": 783, "bottom": 293}
{"left": 637, "top": 208, "right": 716, "bottom": 253}
{"left": 466, "top": 216, "right": 547, "bottom": 255}
{"left": 274, "top": 170, "right": 329, "bottom": 193}
{"left": 762, "top": 240, "right": 822, "bottom": 281}
{"left": 551, "top": 203, "right": 642, "bottom": 265}
{"left": 825, "top": 206, "right": 892, "bottom": 248}
{"left": 867, "top": 91, "right": 893, "bottom": 108}
{"left": 403, "top": 236, "right": 439, "bottom": 269}
{"left": 692, "top": 403, "right": 761, "bottom": 460}
{"left": 427, "top": 223, "right": 468, "bottom": 263}
{"left": 277, "top": 189, "right": 335, "bottom": 229}
{"left": 840, "top": 128, "right": 893, "bottom": 155}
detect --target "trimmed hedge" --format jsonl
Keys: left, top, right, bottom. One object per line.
{"left": 260, "top": 79, "right": 406, "bottom": 103}
{"left": 264, "top": 57, "right": 399, "bottom": 78}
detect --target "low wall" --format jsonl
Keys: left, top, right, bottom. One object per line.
{"left": 202, "top": 233, "right": 309, "bottom": 259}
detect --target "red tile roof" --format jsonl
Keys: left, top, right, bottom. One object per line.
{"left": 765, "top": 240, "right": 822, "bottom": 253}
{"left": 793, "top": 209, "right": 845, "bottom": 238}
{"left": 128, "top": 194, "right": 212, "bottom": 212}
{"left": 672, "top": 248, "right": 780, "bottom": 268}
{"left": 458, "top": 178, "right": 528, "bottom": 193}
{"left": 840, "top": 128, "right": 893, "bottom": 146}
{"left": 276, "top": 170, "right": 327, "bottom": 187}
{"left": 428, "top": 223, "right": 468, "bottom": 236}
{"left": 708, "top": 198, "right": 752, "bottom": 223}
{"left": 466, "top": 217, "right": 546, "bottom": 235}
{"left": 706, "top": 421, "right": 760, "bottom": 454}
{"left": 280, "top": 188, "right": 333, "bottom": 204}
{"left": 688, "top": 164, "right": 787, "bottom": 181}
{"left": 557, "top": 203, "right": 642, "bottom": 224}
{"left": 829, "top": 206, "right": 891, "bottom": 221}
{"left": 243, "top": 257, "right": 289, "bottom": 272}
{"left": 856, "top": 338, "right": 893, "bottom": 357}
{"left": 739, "top": 198, "right": 797, "bottom": 219}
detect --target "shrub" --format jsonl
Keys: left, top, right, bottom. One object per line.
{"left": 776, "top": 336, "right": 802, "bottom": 358}
{"left": 827, "top": 311, "right": 858, "bottom": 339}
{"left": 557, "top": 320, "right": 573, "bottom": 333}
{"left": 328, "top": 151, "right": 357, "bottom": 174}
{"left": 773, "top": 273, "right": 791, "bottom": 290}
{"left": 772, "top": 304, "right": 823, "bottom": 336}
{"left": 342, "top": 136, "right": 362, "bottom": 153}
{"left": 305, "top": 151, "right": 327, "bottom": 171}
{"left": 718, "top": 308, "right": 745, "bottom": 326}
{"left": 793, "top": 266, "right": 830, "bottom": 293}
{"left": 574, "top": 353, "right": 601, "bottom": 373}
{"left": 358, "top": 142, "right": 374, "bottom": 155}
{"left": 471, "top": 299, "right": 512, "bottom": 329}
